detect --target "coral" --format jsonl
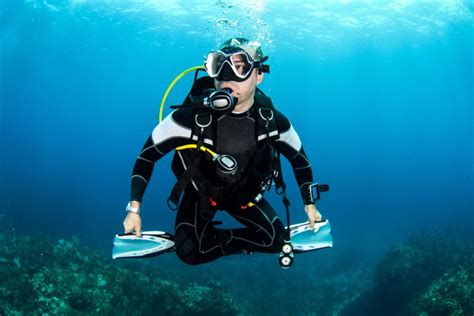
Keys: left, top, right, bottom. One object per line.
{"left": 0, "top": 232, "right": 239, "bottom": 315}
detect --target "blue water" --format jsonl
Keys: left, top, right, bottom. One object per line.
{"left": 1, "top": 0, "right": 473, "bottom": 313}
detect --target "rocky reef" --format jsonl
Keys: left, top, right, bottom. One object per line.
{"left": 410, "top": 264, "right": 474, "bottom": 315}
{"left": 340, "top": 230, "right": 474, "bottom": 316}
{"left": 0, "top": 232, "right": 238, "bottom": 315}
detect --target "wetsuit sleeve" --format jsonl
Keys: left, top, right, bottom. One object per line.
{"left": 273, "top": 110, "right": 314, "bottom": 205}
{"left": 130, "top": 110, "right": 193, "bottom": 202}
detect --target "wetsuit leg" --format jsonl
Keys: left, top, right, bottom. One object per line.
{"left": 174, "top": 194, "right": 286, "bottom": 264}
{"left": 174, "top": 192, "right": 225, "bottom": 265}
{"left": 217, "top": 198, "right": 286, "bottom": 254}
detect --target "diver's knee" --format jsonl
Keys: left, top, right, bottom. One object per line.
{"left": 174, "top": 228, "right": 201, "bottom": 265}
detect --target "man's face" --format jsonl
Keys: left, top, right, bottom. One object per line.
{"left": 214, "top": 54, "right": 263, "bottom": 106}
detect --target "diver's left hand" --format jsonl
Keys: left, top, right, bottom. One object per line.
{"left": 305, "top": 204, "right": 322, "bottom": 228}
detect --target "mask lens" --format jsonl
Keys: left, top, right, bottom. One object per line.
{"left": 205, "top": 52, "right": 222, "bottom": 77}
{"left": 205, "top": 51, "right": 255, "bottom": 80}
{"left": 230, "top": 53, "right": 253, "bottom": 78}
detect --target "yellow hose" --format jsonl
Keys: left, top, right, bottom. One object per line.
{"left": 175, "top": 144, "right": 217, "bottom": 157}
{"left": 159, "top": 65, "right": 205, "bottom": 122}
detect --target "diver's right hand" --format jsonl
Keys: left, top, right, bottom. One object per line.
{"left": 123, "top": 212, "right": 142, "bottom": 237}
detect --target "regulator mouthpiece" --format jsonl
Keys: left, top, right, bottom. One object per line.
{"left": 203, "top": 88, "right": 237, "bottom": 113}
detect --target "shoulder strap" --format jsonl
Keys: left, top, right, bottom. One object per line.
{"left": 191, "top": 110, "right": 214, "bottom": 147}
{"left": 168, "top": 73, "right": 216, "bottom": 210}
{"left": 253, "top": 91, "right": 290, "bottom": 230}
{"left": 254, "top": 90, "right": 279, "bottom": 143}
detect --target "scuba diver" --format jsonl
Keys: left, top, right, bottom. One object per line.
{"left": 122, "top": 37, "right": 324, "bottom": 266}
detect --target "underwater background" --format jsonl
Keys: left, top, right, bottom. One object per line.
{"left": 1, "top": 0, "right": 473, "bottom": 315}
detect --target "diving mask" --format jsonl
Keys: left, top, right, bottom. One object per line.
{"left": 204, "top": 49, "right": 269, "bottom": 82}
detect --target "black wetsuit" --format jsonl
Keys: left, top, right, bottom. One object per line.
{"left": 130, "top": 100, "right": 314, "bottom": 265}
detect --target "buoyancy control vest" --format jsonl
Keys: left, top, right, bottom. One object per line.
{"left": 167, "top": 75, "right": 285, "bottom": 211}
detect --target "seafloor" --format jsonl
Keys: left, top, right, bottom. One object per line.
{"left": 0, "top": 214, "right": 472, "bottom": 315}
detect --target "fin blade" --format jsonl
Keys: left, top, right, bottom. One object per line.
{"left": 112, "top": 232, "right": 175, "bottom": 259}
{"left": 289, "top": 220, "right": 333, "bottom": 253}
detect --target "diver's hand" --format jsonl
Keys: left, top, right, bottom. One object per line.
{"left": 123, "top": 212, "right": 142, "bottom": 237}
{"left": 305, "top": 204, "right": 322, "bottom": 228}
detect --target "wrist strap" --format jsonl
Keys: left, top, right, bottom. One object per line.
{"left": 126, "top": 202, "right": 141, "bottom": 214}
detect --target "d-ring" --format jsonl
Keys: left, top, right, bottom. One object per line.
{"left": 195, "top": 113, "right": 212, "bottom": 128}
